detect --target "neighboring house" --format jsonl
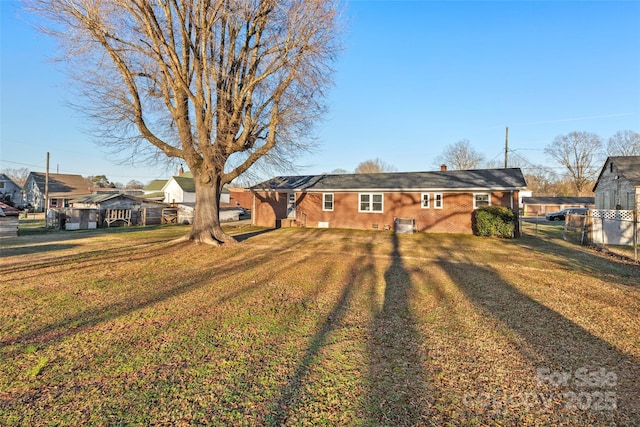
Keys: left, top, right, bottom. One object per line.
{"left": 161, "top": 172, "right": 230, "bottom": 204}
{"left": 250, "top": 167, "right": 527, "bottom": 234}
{"left": 228, "top": 187, "right": 253, "bottom": 211}
{"left": 71, "top": 193, "right": 171, "bottom": 228}
{"left": 142, "top": 179, "right": 169, "bottom": 201}
{"left": 593, "top": 156, "right": 640, "bottom": 211}
{"left": 162, "top": 173, "right": 196, "bottom": 204}
{"left": 522, "top": 197, "right": 595, "bottom": 216}
{"left": 0, "top": 174, "right": 24, "bottom": 207}
{"left": 23, "top": 172, "right": 91, "bottom": 212}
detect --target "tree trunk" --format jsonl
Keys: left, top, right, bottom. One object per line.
{"left": 184, "top": 174, "right": 236, "bottom": 246}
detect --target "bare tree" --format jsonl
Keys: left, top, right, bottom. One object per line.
{"left": 28, "top": 0, "right": 341, "bottom": 245}
{"left": 607, "top": 130, "right": 640, "bottom": 157}
{"left": 436, "top": 139, "right": 485, "bottom": 170}
{"left": 126, "top": 180, "right": 145, "bottom": 189}
{"left": 544, "top": 131, "right": 603, "bottom": 195}
{"left": 1, "top": 168, "right": 30, "bottom": 186}
{"left": 329, "top": 168, "right": 349, "bottom": 174}
{"left": 353, "top": 158, "right": 397, "bottom": 174}
{"left": 522, "top": 165, "right": 560, "bottom": 196}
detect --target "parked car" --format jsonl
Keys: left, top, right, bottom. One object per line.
{"left": 545, "top": 207, "right": 589, "bottom": 221}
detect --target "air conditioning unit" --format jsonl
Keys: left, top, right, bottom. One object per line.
{"left": 394, "top": 217, "right": 415, "bottom": 234}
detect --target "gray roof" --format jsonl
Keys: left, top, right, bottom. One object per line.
{"left": 611, "top": 156, "right": 640, "bottom": 185}
{"left": 253, "top": 168, "right": 527, "bottom": 192}
{"left": 593, "top": 156, "right": 640, "bottom": 191}
{"left": 72, "top": 193, "right": 132, "bottom": 203}
{"left": 28, "top": 172, "right": 90, "bottom": 197}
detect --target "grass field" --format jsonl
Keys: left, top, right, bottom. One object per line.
{"left": 1, "top": 222, "right": 639, "bottom": 426}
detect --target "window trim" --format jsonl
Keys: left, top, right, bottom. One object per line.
{"left": 473, "top": 193, "right": 491, "bottom": 209}
{"left": 358, "top": 192, "right": 384, "bottom": 213}
{"left": 421, "top": 192, "right": 430, "bottom": 209}
{"left": 434, "top": 193, "right": 443, "bottom": 209}
{"left": 322, "top": 193, "right": 334, "bottom": 211}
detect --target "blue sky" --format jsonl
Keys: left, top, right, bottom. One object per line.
{"left": 2, "top": 1, "right": 639, "bottom": 185}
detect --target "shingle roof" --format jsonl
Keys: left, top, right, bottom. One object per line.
{"left": 28, "top": 173, "right": 90, "bottom": 197}
{"left": 610, "top": 156, "right": 640, "bottom": 186}
{"left": 72, "top": 193, "right": 132, "bottom": 203}
{"left": 253, "top": 168, "right": 527, "bottom": 192}
{"left": 144, "top": 179, "right": 168, "bottom": 192}
{"left": 172, "top": 176, "right": 196, "bottom": 192}
{"left": 593, "top": 156, "right": 640, "bottom": 191}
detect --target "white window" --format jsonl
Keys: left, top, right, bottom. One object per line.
{"left": 474, "top": 193, "right": 491, "bottom": 208}
{"left": 323, "top": 193, "right": 334, "bottom": 211}
{"left": 421, "top": 193, "right": 430, "bottom": 208}
{"left": 434, "top": 193, "right": 443, "bottom": 209}
{"left": 359, "top": 193, "right": 383, "bottom": 212}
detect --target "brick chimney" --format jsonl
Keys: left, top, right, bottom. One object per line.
{"left": 440, "top": 164, "right": 447, "bottom": 172}
{"left": 179, "top": 165, "right": 184, "bottom": 176}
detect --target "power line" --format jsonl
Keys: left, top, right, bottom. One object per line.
{"left": 0, "top": 158, "right": 170, "bottom": 181}
{"left": 0, "top": 159, "right": 46, "bottom": 169}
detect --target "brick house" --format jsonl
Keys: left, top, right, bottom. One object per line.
{"left": 250, "top": 167, "right": 527, "bottom": 234}
{"left": 593, "top": 156, "right": 640, "bottom": 211}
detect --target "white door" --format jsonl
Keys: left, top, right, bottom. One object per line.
{"left": 286, "top": 193, "right": 296, "bottom": 218}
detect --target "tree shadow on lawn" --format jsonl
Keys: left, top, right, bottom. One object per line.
{"left": 0, "top": 243, "right": 81, "bottom": 258}
{"left": 0, "top": 243, "right": 299, "bottom": 356}
{"left": 263, "top": 252, "right": 370, "bottom": 424}
{"left": 517, "top": 225, "right": 640, "bottom": 287}
{"left": 437, "top": 257, "right": 640, "bottom": 425}
{"left": 365, "top": 232, "right": 432, "bottom": 426}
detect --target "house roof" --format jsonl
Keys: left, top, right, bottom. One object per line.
{"left": 165, "top": 175, "right": 230, "bottom": 193}
{"left": 72, "top": 193, "right": 169, "bottom": 206}
{"left": 594, "top": 156, "right": 640, "bottom": 191}
{"left": 522, "top": 196, "right": 594, "bottom": 205}
{"left": 0, "top": 174, "right": 20, "bottom": 188}
{"left": 144, "top": 179, "right": 169, "bottom": 192}
{"left": 0, "top": 201, "right": 20, "bottom": 216}
{"left": 73, "top": 193, "right": 134, "bottom": 204}
{"left": 172, "top": 175, "right": 196, "bottom": 192}
{"left": 27, "top": 173, "right": 91, "bottom": 197}
{"left": 253, "top": 168, "right": 528, "bottom": 192}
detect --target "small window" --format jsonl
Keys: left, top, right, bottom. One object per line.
{"left": 359, "top": 193, "right": 384, "bottom": 212}
{"left": 434, "top": 193, "right": 443, "bottom": 209}
{"left": 421, "top": 193, "right": 430, "bottom": 208}
{"left": 474, "top": 193, "right": 490, "bottom": 209}
{"left": 0, "top": 181, "right": 5, "bottom": 189}
{"left": 323, "top": 193, "right": 334, "bottom": 211}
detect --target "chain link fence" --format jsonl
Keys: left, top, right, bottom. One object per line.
{"left": 563, "top": 210, "right": 638, "bottom": 262}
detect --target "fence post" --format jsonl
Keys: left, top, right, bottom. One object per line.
{"left": 635, "top": 209, "right": 638, "bottom": 262}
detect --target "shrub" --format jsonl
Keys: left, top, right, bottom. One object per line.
{"left": 473, "top": 205, "right": 516, "bottom": 238}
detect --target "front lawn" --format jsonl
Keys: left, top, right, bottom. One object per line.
{"left": 1, "top": 223, "right": 638, "bottom": 425}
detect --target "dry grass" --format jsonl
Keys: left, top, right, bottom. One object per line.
{"left": 1, "top": 222, "right": 639, "bottom": 425}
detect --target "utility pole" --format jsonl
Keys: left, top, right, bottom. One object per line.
{"left": 504, "top": 126, "right": 509, "bottom": 168}
{"left": 45, "top": 152, "right": 50, "bottom": 212}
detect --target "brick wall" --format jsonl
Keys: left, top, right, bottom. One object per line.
{"left": 227, "top": 188, "right": 254, "bottom": 210}
{"left": 252, "top": 190, "right": 519, "bottom": 234}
